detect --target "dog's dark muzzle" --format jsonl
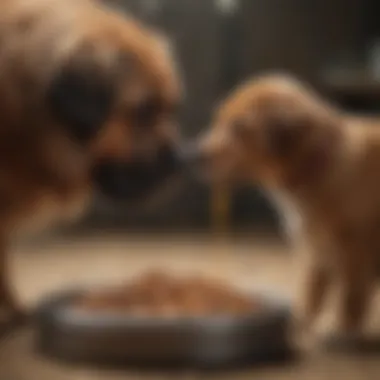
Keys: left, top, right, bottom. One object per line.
{"left": 92, "top": 144, "right": 189, "bottom": 201}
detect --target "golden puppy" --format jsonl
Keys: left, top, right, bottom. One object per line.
{"left": 0, "top": 0, "right": 182, "bottom": 318}
{"left": 197, "top": 73, "right": 380, "bottom": 342}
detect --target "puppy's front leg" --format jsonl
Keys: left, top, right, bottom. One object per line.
{"left": 296, "top": 261, "right": 331, "bottom": 330}
{"left": 294, "top": 255, "right": 332, "bottom": 335}
{"left": 291, "top": 251, "right": 332, "bottom": 351}
{"left": 335, "top": 251, "right": 374, "bottom": 337}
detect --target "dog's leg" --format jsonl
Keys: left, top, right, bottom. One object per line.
{"left": 296, "top": 262, "right": 331, "bottom": 330}
{"left": 293, "top": 243, "right": 332, "bottom": 329}
{"left": 292, "top": 252, "right": 332, "bottom": 350}
{"left": 321, "top": 247, "right": 375, "bottom": 351}
{"left": 335, "top": 254, "right": 374, "bottom": 336}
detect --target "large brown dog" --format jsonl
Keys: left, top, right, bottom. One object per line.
{"left": 0, "top": 0, "right": 182, "bottom": 318}
{"left": 197, "top": 73, "right": 380, "bottom": 343}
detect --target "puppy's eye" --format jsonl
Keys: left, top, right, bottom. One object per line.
{"left": 132, "top": 97, "right": 161, "bottom": 129}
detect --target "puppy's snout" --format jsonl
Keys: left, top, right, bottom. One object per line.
{"left": 177, "top": 142, "right": 205, "bottom": 168}
{"left": 186, "top": 129, "right": 242, "bottom": 183}
{"left": 167, "top": 137, "right": 214, "bottom": 184}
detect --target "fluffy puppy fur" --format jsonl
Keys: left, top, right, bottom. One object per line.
{"left": 198, "top": 73, "right": 380, "bottom": 341}
{"left": 0, "top": 0, "right": 182, "bottom": 317}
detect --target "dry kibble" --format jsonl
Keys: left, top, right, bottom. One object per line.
{"left": 77, "top": 270, "right": 262, "bottom": 317}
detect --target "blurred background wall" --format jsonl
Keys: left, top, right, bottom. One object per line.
{"left": 75, "top": 0, "right": 380, "bottom": 234}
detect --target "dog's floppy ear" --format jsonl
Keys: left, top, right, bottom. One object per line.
{"left": 46, "top": 50, "right": 121, "bottom": 144}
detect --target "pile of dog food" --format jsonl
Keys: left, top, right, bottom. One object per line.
{"left": 77, "top": 270, "right": 262, "bottom": 317}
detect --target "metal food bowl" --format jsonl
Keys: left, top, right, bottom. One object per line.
{"left": 33, "top": 287, "right": 293, "bottom": 369}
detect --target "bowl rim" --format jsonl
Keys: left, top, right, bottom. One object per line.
{"left": 36, "top": 285, "right": 291, "bottom": 329}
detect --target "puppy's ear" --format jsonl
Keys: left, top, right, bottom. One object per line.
{"left": 46, "top": 51, "right": 122, "bottom": 144}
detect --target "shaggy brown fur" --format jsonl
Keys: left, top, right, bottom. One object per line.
{"left": 198, "top": 73, "right": 380, "bottom": 341}
{"left": 0, "top": 0, "right": 181, "bottom": 318}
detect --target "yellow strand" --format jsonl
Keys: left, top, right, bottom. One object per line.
{"left": 210, "top": 185, "right": 233, "bottom": 278}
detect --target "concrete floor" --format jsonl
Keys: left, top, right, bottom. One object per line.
{"left": 0, "top": 234, "right": 379, "bottom": 380}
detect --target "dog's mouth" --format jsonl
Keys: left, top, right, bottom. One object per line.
{"left": 92, "top": 144, "right": 189, "bottom": 202}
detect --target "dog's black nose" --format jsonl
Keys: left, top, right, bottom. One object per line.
{"left": 155, "top": 143, "right": 183, "bottom": 173}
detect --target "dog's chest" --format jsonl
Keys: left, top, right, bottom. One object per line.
{"left": 268, "top": 191, "right": 303, "bottom": 242}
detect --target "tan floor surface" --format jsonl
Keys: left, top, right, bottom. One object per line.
{"left": 0, "top": 234, "right": 379, "bottom": 380}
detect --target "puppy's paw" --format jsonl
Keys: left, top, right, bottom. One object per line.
{"left": 289, "top": 312, "right": 319, "bottom": 352}
{"left": 314, "top": 319, "right": 365, "bottom": 352}
{"left": 321, "top": 330, "right": 364, "bottom": 352}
